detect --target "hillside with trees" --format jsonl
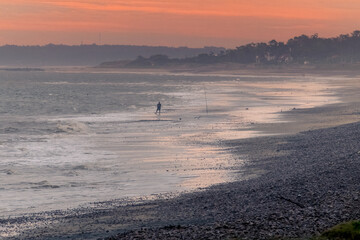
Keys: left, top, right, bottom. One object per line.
{"left": 102, "top": 31, "right": 360, "bottom": 68}
{"left": 0, "top": 44, "right": 224, "bottom": 67}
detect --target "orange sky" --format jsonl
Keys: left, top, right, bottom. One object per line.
{"left": 0, "top": 0, "right": 360, "bottom": 47}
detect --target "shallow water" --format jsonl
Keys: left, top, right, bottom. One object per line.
{"left": 0, "top": 70, "right": 339, "bottom": 217}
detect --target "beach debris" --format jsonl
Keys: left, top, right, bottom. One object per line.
{"left": 277, "top": 194, "right": 305, "bottom": 208}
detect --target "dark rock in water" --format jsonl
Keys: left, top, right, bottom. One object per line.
{"left": 4, "top": 169, "right": 15, "bottom": 175}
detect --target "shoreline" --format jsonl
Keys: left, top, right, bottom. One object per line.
{"left": 4, "top": 110, "right": 359, "bottom": 240}
{"left": 107, "top": 120, "right": 360, "bottom": 240}
{"left": 42, "top": 63, "right": 360, "bottom": 78}
{"left": 1, "top": 72, "right": 360, "bottom": 239}
{"left": 91, "top": 63, "right": 360, "bottom": 77}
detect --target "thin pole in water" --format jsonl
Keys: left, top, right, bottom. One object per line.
{"left": 203, "top": 85, "right": 208, "bottom": 115}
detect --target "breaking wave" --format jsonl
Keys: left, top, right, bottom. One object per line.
{"left": 55, "top": 121, "right": 88, "bottom": 134}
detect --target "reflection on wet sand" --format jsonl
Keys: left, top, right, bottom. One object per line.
{"left": 0, "top": 73, "right": 342, "bottom": 217}
{"left": 163, "top": 77, "right": 340, "bottom": 188}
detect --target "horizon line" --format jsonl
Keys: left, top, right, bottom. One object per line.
{"left": 1, "top": 29, "right": 359, "bottom": 50}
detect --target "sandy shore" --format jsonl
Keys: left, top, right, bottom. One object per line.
{"left": 106, "top": 121, "right": 360, "bottom": 240}
{"left": 1, "top": 72, "right": 360, "bottom": 240}
{"left": 90, "top": 63, "right": 360, "bottom": 77}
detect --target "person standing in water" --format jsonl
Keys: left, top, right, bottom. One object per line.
{"left": 155, "top": 101, "right": 162, "bottom": 114}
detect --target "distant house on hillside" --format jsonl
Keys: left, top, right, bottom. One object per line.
{"left": 265, "top": 52, "right": 276, "bottom": 62}
{"left": 278, "top": 54, "right": 293, "bottom": 64}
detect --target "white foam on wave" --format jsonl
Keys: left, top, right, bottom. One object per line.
{"left": 51, "top": 111, "right": 140, "bottom": 124}
{"left": 55, "top": 120, "right": 89, "bottom": 134}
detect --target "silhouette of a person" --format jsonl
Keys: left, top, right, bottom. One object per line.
{"left": 155, "top": 101, "right": 161, "bottom": 114}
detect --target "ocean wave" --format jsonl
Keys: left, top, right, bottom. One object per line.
{"left": 1, "top": 169, "right": 15, "bottom": 175}
{"left": 30, "top": 180, "right": 60, "bottom": 189}
{"left": 72, "top": 164, "right": 90, "bottom": 170}
{"left": 2, "top": 127, "right": 19, "bottom": 133}
{"left": 55, "top": 121, "right": 88, "bottom": 134}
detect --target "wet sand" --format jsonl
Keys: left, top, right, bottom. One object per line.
{"left": 1, "top": 72, "right": 360, "bottom": 239}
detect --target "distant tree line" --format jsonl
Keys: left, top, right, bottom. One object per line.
{"left": 123, "top": 30, "right": 360, "bottom": 67}
{"left": 0, "top": 44, "right": 224, "bottom": 67}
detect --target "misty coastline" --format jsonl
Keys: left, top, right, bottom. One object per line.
{"left": 97, "top": 31, "right": 360, "bottom": 71}
{"left": 0, "top": 67, "right": 44, "bottom": 72}
{"left": 94, "top": 62, "right": 360, "bottom": 78}
{"left": 0, "top": 45, "right": 224, "bottom": 67}
{"left": 2, "top": 31, "right": 360, "bottom": 72}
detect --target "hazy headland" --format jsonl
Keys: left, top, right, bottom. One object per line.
{"left": 1, "top": 31, "right": 360, "bottom": 74}
{"left": 0, "top": 45, "right": 224, "bottom": 67}
{"left": 97, "top": 30, "right": 360, "bottom": 77}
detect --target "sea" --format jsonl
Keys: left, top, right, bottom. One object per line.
{"left": 0, "top": 69, "right": 339, "bottom": 217}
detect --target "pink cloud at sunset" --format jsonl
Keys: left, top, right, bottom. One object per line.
{"left": 0, "top": 0, "right": 360, "bottom": 47}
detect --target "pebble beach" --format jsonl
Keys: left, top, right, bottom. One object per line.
{"left": 106, "top": 119, "right": 360, "bottom": 240}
